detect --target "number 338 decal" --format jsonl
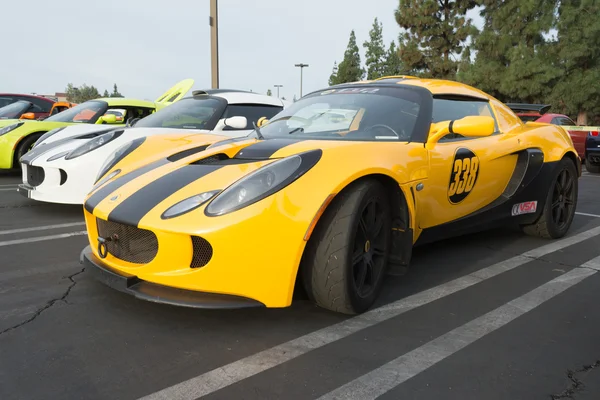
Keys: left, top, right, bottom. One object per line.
{"left": 448, "top": 148, "right": 480, "bottom": 204}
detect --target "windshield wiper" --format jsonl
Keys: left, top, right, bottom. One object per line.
{"left": 252, "top": 121, "right": 265, "bottom": 140}
{"left": 288, "top": 127, "right": 304, "bottom": 135}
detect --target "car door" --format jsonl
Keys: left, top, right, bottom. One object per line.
{"left": 418, "top": 96, "right": 519, "bottom": 229}
{"left": 154, "top": 79, "right": 195, "bottom": 104}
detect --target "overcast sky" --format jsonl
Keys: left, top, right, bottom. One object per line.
{"left": 2, "top": 0, "right": 483, "bottom": 101}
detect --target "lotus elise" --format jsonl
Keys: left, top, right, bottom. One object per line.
{"left": 80, "top": 76, "right": 580, "bottom": 315}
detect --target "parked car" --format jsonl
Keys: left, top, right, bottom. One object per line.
{"left": 506, "top": 103, "right": 589, "bottom": 160}
{"left": 0, "top": 93, "right": 55, "bottom": 120}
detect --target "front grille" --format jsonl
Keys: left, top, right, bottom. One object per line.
{"left": 190, "top": 236, "right": 213, "bottom": 268}
{"left": 96, "top": 218, "right": 158, "bottom": 264}
{"left": 27, "top": 165, "right": 45, "bottom": 187}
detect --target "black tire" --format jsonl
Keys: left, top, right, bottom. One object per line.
{"left": 522, "top": 158, "right": 578, "bottom": 239}
{"left": 301, "top": 179, "right": 392, "bottom": 314}
{"left": 14, "top": 133, "right": 42, "bottom": 169}
{"left": 585, "top": 157, "right": 600, "bottom": 174}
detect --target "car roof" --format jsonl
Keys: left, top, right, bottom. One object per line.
{"left": 189, "top": 89, "right": 286, "bottom": 107}
{"left": 0, "top": 93, "right": 55, "bottom": 103}
{"left": 321, "top": 76, "right": 491, "bottom": 101}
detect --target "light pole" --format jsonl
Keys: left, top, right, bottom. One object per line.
{"left": 294, "top": 63, "right": 309, "bottom": 97}
{"left": 274, "top": 84, "right": 283, "bottom": 98}
{"left": 209, "top": 0, "right": 219, "bottom": 89}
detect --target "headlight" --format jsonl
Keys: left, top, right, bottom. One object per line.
{"left": 0, "top": 122, "right": 24, "bottom": 136}
{"left": 95, "top": 137, "right": 146, "bottom": 182}
{"left": 46, "top": 150, "right": 70, "bottom": 162}
{"left": 32, "top": 126, "right": 67, "bottom": 148}
{"left": 161, "top": 190, "right": 221, "bottom": 219}
{"left": 205, "top": 149, "right": 322, "bottom": 216}
{"left": 65, "top": 130, "right": 122, "bottom": 160}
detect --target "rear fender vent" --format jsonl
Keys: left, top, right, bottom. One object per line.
{"left": 190, "top": 236, "right": 213, "bottom": 268}
{"left": 167, "top": 145, "right": 210, "bottom": 162}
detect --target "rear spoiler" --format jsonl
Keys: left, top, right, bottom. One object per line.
{"left": 506, "top": 103, "right": 551, "bottom": 115}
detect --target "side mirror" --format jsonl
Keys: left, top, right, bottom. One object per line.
{"left": 257, "top": 117, "right": 269, "bottom": 127}
{"left": 100, "top": 114, "right": 119, "bottom": 124}
{"left": 20, "top": 112, "right": 35, "bottom": 120}
{"left": 223, "top": 116, "right": 247, "bottom": 130}
{"left": 426, "top": 116, "right": 495, "bottom": 149}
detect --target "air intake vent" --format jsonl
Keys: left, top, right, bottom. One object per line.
{"left": 190, "top": 236, "right": 213, "bottom": 268}
{"left": 96, "top": 218, "right": 158, "bottom": 264}
{"left": 193, "top": 153, "right": 230, "bottom": 164}
{"left": 167, "top": 145, "right": 210, "bottom": 162}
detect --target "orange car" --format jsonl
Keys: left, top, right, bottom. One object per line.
{"left": 20, "top": 101, "right": 77, "bottom": 120}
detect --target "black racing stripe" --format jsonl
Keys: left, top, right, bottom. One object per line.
{"left": 167, "top": 145, "right": 210, "bottom": 162}
{"left": 84, "top": 159, "right": 169, "bottom": 214}
{"left": 233, "top": 138, "right": 301, "bottom": 159}
{"left": 107, "top": 164, "right": 224, "bottom": 226}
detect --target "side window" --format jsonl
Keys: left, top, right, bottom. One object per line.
{"left": 432, "top": 97, "right": 499, "bottom": 141}
{"left": 28, "top": 97, "right": 53, "bottom": 113}
{"left": 221, "top": 104, "right": 283, "bottom": 131}
{"left": 560, "top": 117, "right": 576, "bottom": 126}
{"left": 0, "top": 97, "right": 14, "bottom": 108}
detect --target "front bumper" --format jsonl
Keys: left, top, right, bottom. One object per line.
{"left": 80, "top": 245, "right": 265, "bottom": 309}
{"left": 18, "top": 162, "right": 90, "bottom": 204}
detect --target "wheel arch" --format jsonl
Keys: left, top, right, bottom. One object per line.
{"left": 561, "top": 150, "right": 581, "bottom": 177}
{"left": 12, "top": 130, "right": 47, "bottom": 167}
{"left": 294, "top": 173, "right": 414, "bottom": 296}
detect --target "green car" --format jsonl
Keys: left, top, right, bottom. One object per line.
{"left": 0, "top": 79, "right": 194, "bottom": 170}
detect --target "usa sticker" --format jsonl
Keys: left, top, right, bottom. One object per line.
{"left": 512, "top": 201, "right": 538, "bottom": 216}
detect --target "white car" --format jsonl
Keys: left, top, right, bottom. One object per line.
{"left": 18, "top": 89, "right": 288, "bottom": 204}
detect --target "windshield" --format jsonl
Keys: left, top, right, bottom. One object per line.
{"left": 45, "top": 100, "right": 108, "bottom": 123}
{"left": 255, "top": 86, "right": 427, "bottom": 141}
{"left": 135, "top": 96, "right": 227, "bottom": 130}
{"left": 0, "top": 101, "right": 30, "bottom": 119}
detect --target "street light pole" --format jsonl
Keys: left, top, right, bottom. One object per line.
{"left": 274, "top": 84, "right": 283, "bottom": 98}
{"left": 209, "top": 0, "right": 219, "bottom": 89}
{"left": 294, "top": 63, "right": 309, "bottom": 98}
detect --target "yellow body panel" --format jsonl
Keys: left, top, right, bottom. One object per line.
{"left": 83, "top": 77, "right": 579, "bottom": 309}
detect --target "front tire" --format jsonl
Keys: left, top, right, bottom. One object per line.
{"left": 301, "top": 179, "right": 392, "bottom": 314}
{"left": 522, "top": 158, "right": 578, "bottom": 239}
{"left": 585, "top": 157, "right": 600, "bottom": 174}
{"left": 14, "top": 133, "right": 42, "bottom": 169}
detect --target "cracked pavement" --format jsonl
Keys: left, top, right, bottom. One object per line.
{"left": 1, "top": 172, "right": 599, "bottom": 400}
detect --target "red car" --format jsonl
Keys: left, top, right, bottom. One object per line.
{"left": 506, "top": 103, "right": 589, "bottom": 160}
{"left": 0, "top": 93, "right": 55, "bottom": 120}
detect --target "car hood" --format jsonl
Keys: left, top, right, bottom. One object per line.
{"left": 83, "top": 135, "right": 410, "bottom": 229}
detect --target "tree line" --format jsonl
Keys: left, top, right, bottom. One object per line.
{"left": 328, "top": 0, "right": 600, "bottom": 125}
{"left": 65, "top": 83, "right": 123, "bottom": 103}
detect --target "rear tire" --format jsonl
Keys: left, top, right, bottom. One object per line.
{"left": 14, "top": 133, "right": 42, "bottom": 169}
{"left": 585, "top": 157, "right": 600, "bottom": 174}
{"left": 522, "top": 158, "right": 578, "bottom": 239}
{"left": 301, "top": 179, "right": 392, "bottom": 314}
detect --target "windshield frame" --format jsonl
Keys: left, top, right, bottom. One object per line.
{"left": 0, "top": 100, "right": 31, "bottom": 119}
{"left": 134, "top": 95, "right": 228, "bottom": 130}
{"left": 251, "top": 84, "right": 433, "bottom": 143}
{"left": 44, "top": 100, "right": 109, "bottom": 123}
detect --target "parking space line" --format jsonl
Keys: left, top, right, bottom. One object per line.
{"left": 0, "top": 231, "right": 87, "bottom": 247}
{"left": 576, "top": 212, "right": 600, "bottom": 218}
{"left": 0, "top": 222, "right": 86, "bottom": 236}
{"left": 138, "top": 225, "right": 600, "bottom": 400}
{"left": 317, "top": 260, "right": 599, "bottom": 400}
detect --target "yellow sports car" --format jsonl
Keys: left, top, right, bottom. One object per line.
{"left": 80, "top": 76, "right": 580, "bottom": 314}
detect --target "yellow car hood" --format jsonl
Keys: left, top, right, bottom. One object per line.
{"left": 84, "top": 134, "right": 417, "bottom": 232}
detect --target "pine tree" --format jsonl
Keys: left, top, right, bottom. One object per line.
{"left": 383, "top": 40, "right": 404, "bottom": 76}
{"left": 103, "top": 89, "right": 110, "bottom": 98}
{"left": 110, "top": 83, "right": 123, "bottom": 98}
{"left": 395, "top": 0, "right": 477, "bottom": 79}
{"left": 333, "top": 30, "right": 365, "bottom": 84}
{"left": 363, "top": 18, "right": 386, "bottom": 79}
{"left": 266, "top": 89, "right": 272, "bottom": 96}
{"left": 463, "top": 0, "right": 558, "bottom": 102}
{"left": 548, "top": 0, "right": 600, "bottom": 125}
{"left": 328, "top": 61, "right": 339, "bottom": 86}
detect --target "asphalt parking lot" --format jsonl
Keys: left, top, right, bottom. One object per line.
{"left": 0, "top": 170, "right": 599, "bottom": 400}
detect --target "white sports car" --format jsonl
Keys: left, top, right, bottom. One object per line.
{"left": 18, "top": 89, "right": 287, "bottom": 204}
